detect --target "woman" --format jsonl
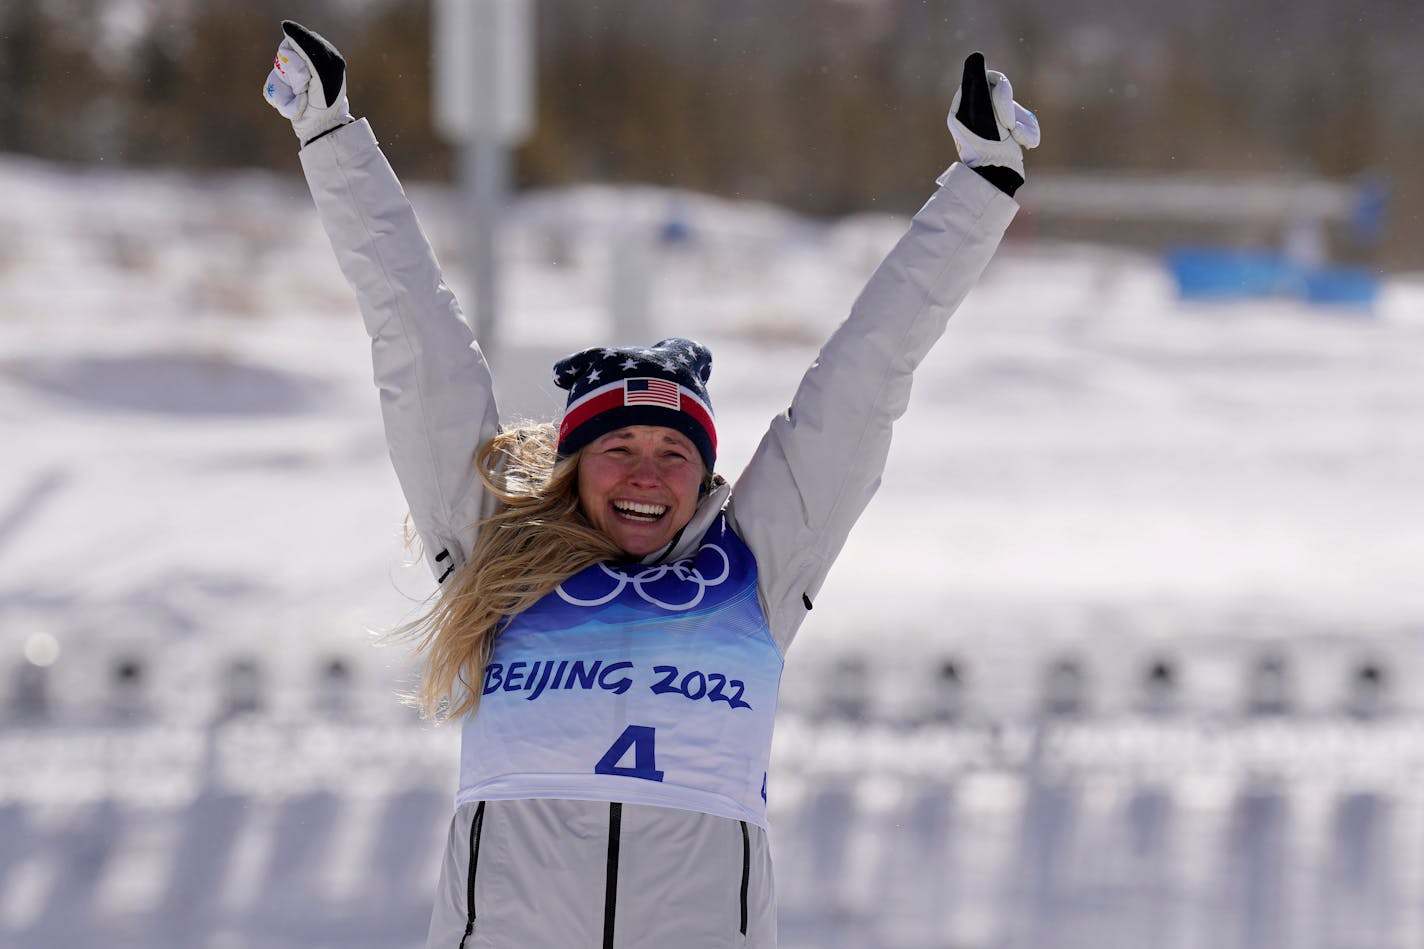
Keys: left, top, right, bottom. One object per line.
{"left": 264, "top": 20, "right": 1037, "bottom": 949}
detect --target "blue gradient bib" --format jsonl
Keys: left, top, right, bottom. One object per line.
{"left": 456, "top": 513, "right": 783, "bottom": 827}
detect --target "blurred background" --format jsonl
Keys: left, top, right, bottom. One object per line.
{"left": 3, "top": 1, "right": 1424, "bottom": 947}
{"left": 2, "top": 0, "right": 1421, "bottom": 262}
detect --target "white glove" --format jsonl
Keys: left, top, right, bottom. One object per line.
{"left": 946, "top": 55, "right": 1040, "bottom": 180}
{"left": 262, "top": 21, "right": 351, "bottom": 145}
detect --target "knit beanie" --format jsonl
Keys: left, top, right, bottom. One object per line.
{"left": 554, "top": 337, "right": 717, "bottom": 472}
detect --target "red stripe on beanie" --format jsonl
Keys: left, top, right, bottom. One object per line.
{"left": 679, "top": 391, "right": 717, "bottom": 455}
{"left": 558, "top": 387, "right": 625, "bottom": 442}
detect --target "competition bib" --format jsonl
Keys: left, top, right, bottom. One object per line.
{"left": 456, "top": 514, "right": 783, "bottom": 827}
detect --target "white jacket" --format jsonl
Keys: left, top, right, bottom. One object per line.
{"left": 299, "top": 118, "right": 1017, "bottom": 948}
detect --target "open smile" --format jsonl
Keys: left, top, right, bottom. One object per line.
{"left": 611, "top": 499, "right": 668, "bottom": 523}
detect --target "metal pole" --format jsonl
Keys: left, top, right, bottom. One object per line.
{"left": 462, "top": 137, "right": 508, "bottom": 354}
{"left": 434, "top": 0, "right": 533, "bottom": 357}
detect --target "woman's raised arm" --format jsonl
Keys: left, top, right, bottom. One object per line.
{"left": 264, "top": 22, "right": 500, "bottom": 584}
{"left": 728, "top": 56, "right": 1038, "bottom": 652}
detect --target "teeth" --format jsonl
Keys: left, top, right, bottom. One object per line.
{"left": 614, "top": 500, "right": 667, "bottom": 519}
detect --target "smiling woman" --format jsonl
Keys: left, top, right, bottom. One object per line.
{"left": 553, "top": 336, "right": 718, "bottom": 558}
{"left": 264, "top": 18, "right": 1036, "bottom": 949}
{"left": 578, "top": 425, "right": 706, "bottom": 558}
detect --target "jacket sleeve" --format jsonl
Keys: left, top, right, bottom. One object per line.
{"left": 727, "top": 162, "right": 1018, "bottom": 652}
{"left": 298, "top": 119, "right": 499, "bottom": 583}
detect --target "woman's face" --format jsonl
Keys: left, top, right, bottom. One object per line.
{"left": 578, "top": 425, "right": 705, "bottom": 558}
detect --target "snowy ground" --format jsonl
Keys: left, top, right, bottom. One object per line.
{"left": 2, "top": 151, "right": 1423, "bottom": 947}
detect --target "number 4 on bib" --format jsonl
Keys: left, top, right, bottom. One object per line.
{"left": 595, "top": 725, "right": 665, "bottom": 782}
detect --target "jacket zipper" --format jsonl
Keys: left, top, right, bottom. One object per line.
{"left": 739, "top": 820, "right": 751, "bottom": 936}
{"left": 457, "top": 801, "right": 487, "bottom": 949}
{"left": 603, "top": 802, "right": 623, "bottom": 949}
{"left": 598, "top": 806, "right": 749, "bottom": 942}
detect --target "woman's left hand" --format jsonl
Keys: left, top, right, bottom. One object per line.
{"left": 947, "top": 52, "right": 1040, "bottom": 182}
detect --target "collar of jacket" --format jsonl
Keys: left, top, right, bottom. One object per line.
{"left": 637, "top": 481, "right": 732, "bottom": 566}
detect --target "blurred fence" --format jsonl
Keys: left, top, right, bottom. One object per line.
{"left": 3, "top": 640, "right": 1423, "bottom": 948}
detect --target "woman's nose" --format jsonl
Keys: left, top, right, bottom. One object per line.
{"left": 626, "top": 454, "right": 660, "bottom": 483}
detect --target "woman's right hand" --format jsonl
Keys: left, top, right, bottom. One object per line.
{"left": 262, "top": 21, "right": 352, "bottom": 145}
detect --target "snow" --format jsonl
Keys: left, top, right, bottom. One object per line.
{"left": 2, "top": 151, "right": 1423, "bottom": 946}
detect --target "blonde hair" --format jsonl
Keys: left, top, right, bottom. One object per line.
{"left": 398, "top": 422, "right": 623, "bottom": 721}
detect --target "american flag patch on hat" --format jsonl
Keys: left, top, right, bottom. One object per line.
{"left": 625, "top": 378, "right": 680, "bottom": 408}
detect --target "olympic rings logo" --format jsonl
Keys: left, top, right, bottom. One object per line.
{"left": 556, "top": 543, "right": 732, "bottom": 612}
